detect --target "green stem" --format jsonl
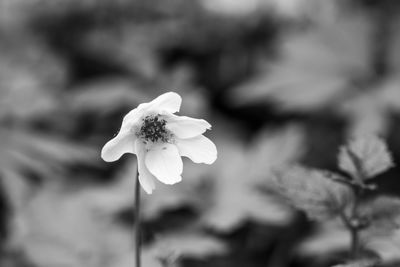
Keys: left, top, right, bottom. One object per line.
{"left": 339, "top": 186, "right": 363, "bottom": 260}
{"left": 350, "top": 226, "right": 359, "bottom": 260}
{"left": 343, "top": 186, "right": 363, "bottom": 261}
{"left": 349, "top": 186, "right": 362, "bottom": 260}
{"left": 134, "top": 165, "right": 141, "bottom": 267}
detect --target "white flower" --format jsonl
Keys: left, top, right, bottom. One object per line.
{"left": 101, "top": 92, "right": 217, "bottom": 194}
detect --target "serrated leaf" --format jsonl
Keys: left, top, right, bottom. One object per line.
{"left": 270, "top": 166, "right": 352, "bottom": 221}
{"left": 338, "top": 135, "right": 393, "bottom": 181}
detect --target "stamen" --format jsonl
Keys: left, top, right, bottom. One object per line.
{"left": 138, "top": 115, "right": 170, "bottom": 143}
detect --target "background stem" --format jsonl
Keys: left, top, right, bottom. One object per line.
{"left": 134, "top": 165, "right": 141, "bottom": 267}
{"left": 339, "top": 186, "right": 362, "bottom": 260}
{"left": 349, "top": 186, "right": 363, "bottom": 260}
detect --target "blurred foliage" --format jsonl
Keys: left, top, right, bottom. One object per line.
{"left": 1, "top": 0, "right": 400, "bottom": 267}
{"left": 271, "top": 135, "right": 400, "bottom": 267}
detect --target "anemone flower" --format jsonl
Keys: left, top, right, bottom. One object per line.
{"left": 101, "top": 92, "right": 217, "bottom": 194}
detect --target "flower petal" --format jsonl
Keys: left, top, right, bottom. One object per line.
{"left": 145, "top": 143, "right": 183, "bottom": 185}
{"left": 136, "top": 141, "right": 156, "bottom": 194}
{"left": 101, "top": 125, "right": 136, "bottom": 162}
{"left": 122, "top": 101, "right": 150, "bottom": 125}
{"left": 176, "top": 135, "right": 217, "bottom": 164}
{"left": 121, "top": 92, "right": 182, "bottom": 126}
{"left": 166, "top": 114, "right": 211, "bottom": 139}
{"left": 148, "top": 92, "right": 182, "bottom": 114}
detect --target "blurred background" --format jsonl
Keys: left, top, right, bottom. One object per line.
{"left": 1, "top": 0, "right": 400, "bottom": 266}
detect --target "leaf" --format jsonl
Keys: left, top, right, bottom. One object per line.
{"left": 0, "top": 130, "right": 98, "bottom": 183}
{"left": 338, "top": 75, "right": 400, "bottom": 137}
{"left": 332, "top": 258, "right": 380, "bottom": 267}
{"left": 362, "top": 229, "right": 400, "bottom": 264}
{"left": 8, "top": 185, "right": 126, "bottom": 267}
{"left": 135, "top": 160, "right": 211, "bottom": 221}
{"left": 4, "top": 176, "right": 165, "bottom": 267}
{"left": 340, "top": 90, "right": 390, "bottom": 137}
{"left": 228, "top": 12, "right": 400, "bottom": 138}
{"left": 0, "top": 38, "right": 66, "bottom": 122}
{"left": 379, "top": 77, "right": 400, "bottom": 112}
{"left": 68, "top": 79, "right": 150, "bottom": 115}
{"left": 297, "top": 221, "right": 350, "bottom": 257}
{"left": 360, "top": 198, "right": 400, "bottom": 265}
{"left": 338, "top": 135, "right": 394, "bottom": 181}
{"left": 269, "top": 166, "right": 352, "bottom": 221}
{"left": 231, "top": 15, "right": 372, "bottom": 111}
{"left": 359, "top": 197, "right": 400, "bottom": 262}
{"left": 201, "top": 124, "right": 303, "bottom": 231}
{"left": 68, "top": 67, "right": 208, "bottom": 119}
{"left": 148, "top": 232, "right": 226, "bottom": 259}
{"left": 360, "top": 196, "right": 400, "bottom": 235}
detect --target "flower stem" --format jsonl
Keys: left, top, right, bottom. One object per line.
{"left": 350, "top": 226, "right": 359, "bottom": 260}
{"left": 134, "top": 165, "right": 141, "bottom": 267}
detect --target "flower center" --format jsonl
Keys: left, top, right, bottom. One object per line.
{"left": 138, "top": 115, "right": 170, "bottom": 143}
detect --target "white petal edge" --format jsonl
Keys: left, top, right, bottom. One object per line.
{"left": 101, "top": 126, "right": 136, "bottom": 162}
{"left": 136, "top": 141, "right": 156, "bottom": 194}
{"left": 147, "top": 92, "right": 182, "bottom": 114}
{"left": 166, "top": 114, "right": 212, "bottom": 139}
{"left": 145, "top": 143, "right": 183, "bottom": 185}
{"left": 123, "top": 100, "right": 153, "bottom": 125}
{"left": 122, "top": 92, "right": 182, "bottom": 123}
{"left": 176, "top": 135, "right": 217, "bottom": 164}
